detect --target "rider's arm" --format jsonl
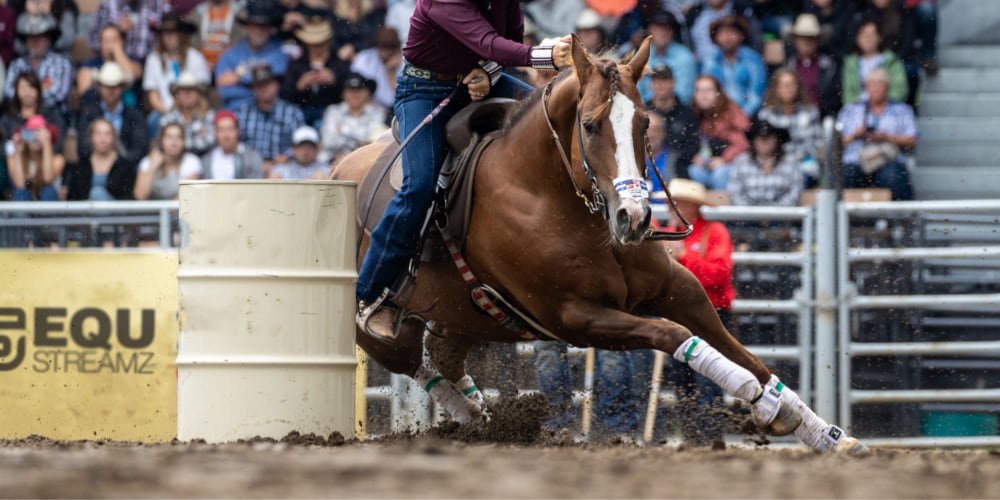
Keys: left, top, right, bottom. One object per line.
{"left": 424, "top": 0, "right": 556, "bottom": 69}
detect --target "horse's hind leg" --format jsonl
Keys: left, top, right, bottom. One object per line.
{"left": 410, "top": 332, "right": 487, "bottom": 423}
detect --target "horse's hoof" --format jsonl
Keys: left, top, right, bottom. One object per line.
{"left": 763, "top": 399, "right": 802, "bottom": 437}
{"left": 833, "top": 437, "right": 871, "bottom": 457}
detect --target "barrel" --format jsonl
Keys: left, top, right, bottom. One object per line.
{"left": 176, "top": 180, "right": 357, "bottom": 443}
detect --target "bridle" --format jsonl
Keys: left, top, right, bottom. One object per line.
{"left": 541, "top": 77, "right": 693, "bottom": 242}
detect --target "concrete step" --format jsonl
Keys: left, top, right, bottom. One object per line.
{"left": 915, "top": 143, "right": 1000, "bottom": 166}
{"left": 917, "top": 117, "right": 1000, "bottom": 142}
{"left": 912, "top": 166, "right": 1000, "bottom": 200}
{"left": 939, "top": 45, "right": 1000, "bottom": 67}
{"left": 923, "top": 68, "right": 1000, "bottom": 93}
{"left": 920, "top": 93, "right": 1000, "bottom": 117}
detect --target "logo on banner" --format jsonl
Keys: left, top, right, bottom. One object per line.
{"left": 0, "top": 307, "right": 157, "bottom": 374}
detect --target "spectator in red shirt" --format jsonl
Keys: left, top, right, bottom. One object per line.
{"left": 654, "top": 178, "right": 735, "bottom": 446}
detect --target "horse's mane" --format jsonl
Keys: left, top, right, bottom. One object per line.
{"left": 504, "top": 57, "right": 623, "bottom": 132}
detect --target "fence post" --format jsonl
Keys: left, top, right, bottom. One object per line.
{"left": 812, "top": 117, "right": 839, "bottom": 422}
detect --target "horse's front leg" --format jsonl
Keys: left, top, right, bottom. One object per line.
{"left": 557, "top": 300, "right": 867, "bottom": 455}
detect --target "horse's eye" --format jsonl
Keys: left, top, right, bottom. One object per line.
{"left": 583, "top": 120, "right": 599, "bottom": 136}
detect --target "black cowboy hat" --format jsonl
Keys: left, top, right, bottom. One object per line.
{"left": 649, "top": 64, "right": 673, "bottom": 80}
{"left": 747, "top": 119, "right": 791, "bottom": 145}
{"left": 646, "top": 11, "right": 681, "bottom": 34}
{"left": 236, "top": 3, "right": 276, "bottom": 26}
{"left": 710, "top": 14, "right": 750, "bottom": 42}
{"left": 15, "top": 13, "right": 61, "bottom": 41}
{"left": 153, "top": 12, "right": 197, "bottom": 34}
{"left": 250, "top": 64, "right": 282, "bottom": 85}
{"left": 343, "top": 72, "right": 377, "bottom": 94}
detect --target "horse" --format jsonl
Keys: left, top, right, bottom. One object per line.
{"left": 333, "top": 36, "right": 865, "bottom": 453}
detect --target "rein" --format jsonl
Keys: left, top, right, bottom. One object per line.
{"left": 540, "top": 78, "right": 693, "bottom": 242}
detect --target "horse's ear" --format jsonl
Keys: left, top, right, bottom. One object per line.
{"left": 570, "top": 34, "right": 593, "bottom": 82}
{"left": 627, "top": 36, "right": 653, "bottom": 79}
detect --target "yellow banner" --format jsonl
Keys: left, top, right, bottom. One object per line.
{"left": 0, "top": 252, "right": 178, "bottom": 442}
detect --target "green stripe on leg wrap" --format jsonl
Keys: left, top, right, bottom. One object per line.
{"left": 425, "top": 375, "right": 445, "bottom": 392}
{"left": 461, "top": 385, "right": 479, "bottom": 396}
{"left": 775, "top": 381, "right": 785, "bottom": 392}
{"left": 684, "top": 337, "right": 702, "bottom": 363}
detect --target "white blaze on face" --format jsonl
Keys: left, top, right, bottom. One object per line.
{"left": 610, "top": 92, "right": 641, "bottom": 180}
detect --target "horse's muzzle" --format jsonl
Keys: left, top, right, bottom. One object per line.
{"left": 613, "top": 199, "right": 652, "bottom": 245}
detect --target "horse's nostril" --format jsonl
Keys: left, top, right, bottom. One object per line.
{"left": 616, "top": 207, "right": 630, "bottom": 229}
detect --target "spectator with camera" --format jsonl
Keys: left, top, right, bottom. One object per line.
{"left": 841, "top": 17, "right": 908, "bottom": 106}
{"left": 284, "top": 20, "right": 351, "bottom": 127}
{"left": 5, "top": 113, "right": 63, "bottom": 201}
{"left": 837, "top": 68, "right": 916, "bottom": 201}
{"left": 1, "top": 72, "right": 64, "bottom": 154}
{"left": 196, "top": 110, "right": 263, "bottom": 180}
{"left": 65, "top": 118, "right": 135, "bottom": 200}
{"left": 727, "top": 119, "right": 803, "bottom": 207}
{"left": 159, "top": 72, "right": 215, "bottom": 156}
{"left": 133, "top": 121, "right": 200, "bottom": 200}
{"left": 76, "top": 61, "right": 149, "bottom": 163}
{"left": 5, "top": 14, "right": 72, "bottom": 111}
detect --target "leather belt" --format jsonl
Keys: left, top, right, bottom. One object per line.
{"left": 403, "top": 63, "right": 462, "bottom": 82}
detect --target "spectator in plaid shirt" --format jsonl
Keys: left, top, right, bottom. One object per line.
{"left": 237, "top": 65, "right": 303, "bottom": 172}
{"left": 757, "top": 69, "right": 822, "bottom": 184}
{"left": 5, "top": 14, "right": 72, "bottom": 112}
{"left": 88, "top": 0, "right": 169, "bottom": 61}
{"left": 727, "top": 119, "right": 803, "bottom": 207}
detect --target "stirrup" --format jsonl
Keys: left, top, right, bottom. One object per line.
{"left": 356, "top": 289, "right": 396, "bottom": 339}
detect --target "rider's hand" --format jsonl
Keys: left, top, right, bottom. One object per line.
{"left": 464, "top": 68, "right": 490, "bottom": 101}
{"left": 552, "top": 35, "right": 572, "bottom": 69}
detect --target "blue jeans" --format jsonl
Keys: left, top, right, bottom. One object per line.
{"left": 844, "top": 162, "right": 914, "bottom": 201}
{"left": 12, "top": 185, "right": 59, "bottom": 201}
{"left": 592, "top": 350, "right": 644, "bottom": 438}
{"left": 688, "top": 163, "right": 733, "bottom": 190}
{"left": 534, "top": 341, "right": 576, "bottom": 430}
{"left": 356, "top": 72, "right": 534, "bottom": 303}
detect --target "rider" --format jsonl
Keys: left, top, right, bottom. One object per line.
{"left": 356, "top": 0, "right": 575, "bottom": 338}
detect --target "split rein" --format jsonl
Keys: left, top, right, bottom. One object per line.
{"left": 540, "top": 79, "right": 693, "bottom": 242}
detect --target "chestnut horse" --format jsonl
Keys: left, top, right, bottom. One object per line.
{"left": 333, "top": 37, "right": 864, "bottom": 453}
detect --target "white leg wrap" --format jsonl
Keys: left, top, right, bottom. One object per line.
{"left": 455, "top": 375, "right": 486, "bottom": 409}
{"left": 767, "top": 375, "right": 847, "bottom": 452}
{"left": 414, "top": 365, "right": 480, "bottom": 423}
{"left": 673, "top": 337, "right": 760, "bottom": 402}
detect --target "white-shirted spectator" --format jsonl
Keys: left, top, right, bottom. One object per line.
{"left": 319, "top": 72, "right": 387, "bottom": 165}
{"left": 270, "top": 126, "right": 328, "bottom": 180}
{"left": 134, "top": 122, "right": 201, "bottom": 200}
{"left": 143, "top": 12, "right": 211, "bottom": 126}
{"left": 350, "top": 27, "right": 401, "bottom": 110}
{"left": 196, "top": 109, "right": 264, "bottom": 180}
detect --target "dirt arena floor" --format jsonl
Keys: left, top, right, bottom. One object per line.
{"left": 2, "top": 435, "right": 999, "bottom": 498}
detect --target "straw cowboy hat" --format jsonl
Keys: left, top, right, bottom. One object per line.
{"left": 95, "top": 61, "right": 127, "bottom": 87}
{"left": 170, "top": 71, "right": 207, "bottom": 95}
{"left": 575, "top": 9, "right": 604, "bottom": 31}
{"left": 789, "top": 14, "right": 822, "bottom": 38}
{"left": 655, "top": 178, "right": 715, "bottom": 206}
{"left": 295, "top": 20, "right": 334, "bottom": 45}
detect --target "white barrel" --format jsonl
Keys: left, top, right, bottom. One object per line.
{"left": 177, "top": 180, "right": 357, "bottom": 442}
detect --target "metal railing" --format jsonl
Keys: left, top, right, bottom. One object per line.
{"left": 837, "top": 200, "right": 1000, "bottom": 444}
{"left": 0, "top": 201, "right": 180, "bottom": 248}
{"left": 653, "top": 204, "right": 816, "bottom": 405}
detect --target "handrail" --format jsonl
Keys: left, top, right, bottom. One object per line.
{"left": 0, "top": 201, "right": 179, "bottom": 213}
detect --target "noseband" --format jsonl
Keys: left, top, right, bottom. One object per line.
{"left": 540, "top": 77, "right": 693, "bottom": 242}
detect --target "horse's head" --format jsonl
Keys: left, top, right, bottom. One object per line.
{"left": 569, "top": 35, "right": 655, "bottom": 246}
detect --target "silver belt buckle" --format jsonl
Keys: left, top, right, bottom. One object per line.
{"left": 405, "top": 65, "right": 432, "bottom": 80}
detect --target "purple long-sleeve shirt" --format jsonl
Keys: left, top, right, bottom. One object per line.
{"left": 403, "top": 0, "right": 531, "bottom": 74}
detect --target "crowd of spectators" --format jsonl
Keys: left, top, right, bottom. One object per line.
{"left": 0, "top": 0, "right": 934, "bottom": 204}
